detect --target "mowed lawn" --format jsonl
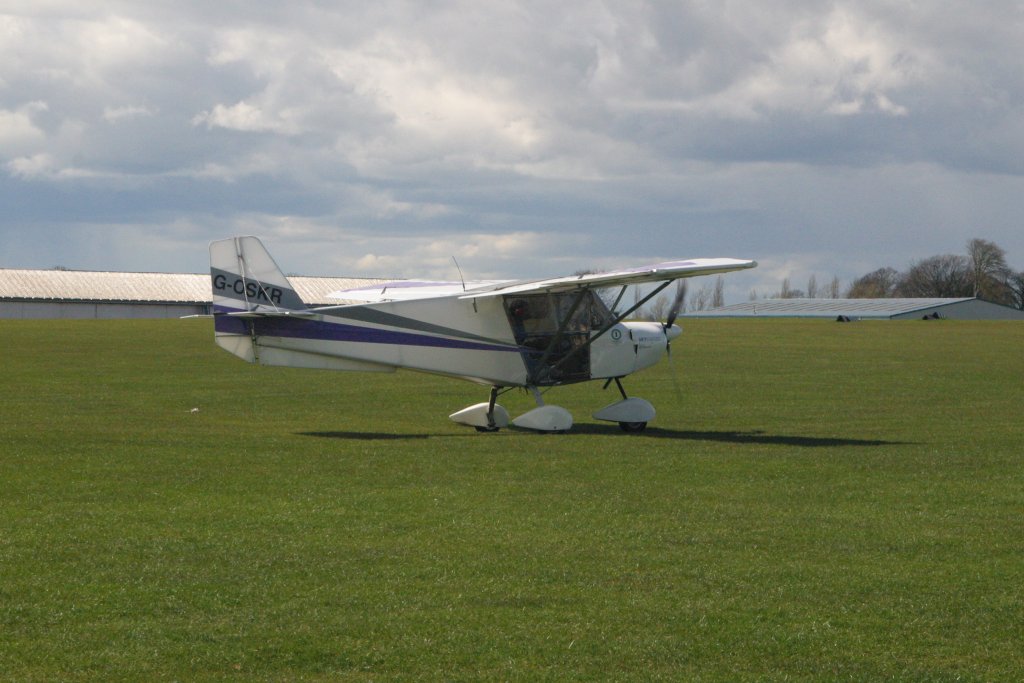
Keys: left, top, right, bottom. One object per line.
{"left": 1, "top": 317, "right": 1022, "bottom": 681}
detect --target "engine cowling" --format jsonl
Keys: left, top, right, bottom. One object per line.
{"left": 626, "top": 321, "right": 678, "bottom": 371}
{"left": 590, "top": 321, "right": 680, "bottom": 379}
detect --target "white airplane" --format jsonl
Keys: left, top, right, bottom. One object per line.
{"left": 210, "top": 236, "right": 756, "bottom": 433}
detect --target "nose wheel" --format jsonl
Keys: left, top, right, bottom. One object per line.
{"left": 594, "top": 378, "right": 655, "bottom": 433}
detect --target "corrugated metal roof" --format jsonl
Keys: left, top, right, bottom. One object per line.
{"left": 687, "top": 298, "right": 977, "bottom": 318}
{"left": 0, "top": 269, "right": 387, "bottom": 306}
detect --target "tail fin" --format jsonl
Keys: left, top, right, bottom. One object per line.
{"left": 210, "top": 236, "right": 305, "bottom": 313}
{"left": 209, "top": 236, "right": 396, "bottom": 372}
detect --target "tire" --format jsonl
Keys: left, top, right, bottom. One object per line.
{"left": 475, "top": 425, "right": 500, "bottom": 433}
{"left": 619, "top": 421, "right": 647, "bottom": 433}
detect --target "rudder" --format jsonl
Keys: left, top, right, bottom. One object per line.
{"left": 210, "top": 236, "right": 305, "bottom": 312}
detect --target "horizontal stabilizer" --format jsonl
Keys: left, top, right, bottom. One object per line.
{"left": 226, "top": 307, "right": 317, "bottom": 318}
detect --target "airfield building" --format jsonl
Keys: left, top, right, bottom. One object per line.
{"left": 686, "top": 297, "right": 1024, "bottom": 321}
{"left": 0, "top": 269, "right": 388, "bottom": 319}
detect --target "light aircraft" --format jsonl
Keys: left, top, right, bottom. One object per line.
{"left": 210, "top": 236, "right": 756, "bottom": 433}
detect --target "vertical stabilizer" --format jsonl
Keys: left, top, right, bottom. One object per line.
{"left": 209, "top": 236, "right": 305, "bottom": 312}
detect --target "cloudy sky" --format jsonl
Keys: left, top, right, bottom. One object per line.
{"left": 2, "top": 1, "right": 1022, "bottom": 301}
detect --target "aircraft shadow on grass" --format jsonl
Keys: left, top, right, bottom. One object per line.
{"left": 299, "top": 431, "right": 431, "bottom": 441}
{"left": 570, "top": 425, "right": 912, "bottom": 447}
{"left": 299, "top": 427, "right": 911, "bottom": 447}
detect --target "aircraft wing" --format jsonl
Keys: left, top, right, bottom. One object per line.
{"left": 458, "top": 258, "right": 757, "bottom": 299}
{"left": 325, "top": 258, "right": 756, "bottom": 303}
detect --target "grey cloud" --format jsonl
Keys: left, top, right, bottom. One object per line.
{"left": 1, "top": 1, "right": 1022, "bottom": 293}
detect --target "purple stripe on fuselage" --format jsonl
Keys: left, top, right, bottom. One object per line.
{"left": 213, "top": 307, "right": 519, "bottom": 353}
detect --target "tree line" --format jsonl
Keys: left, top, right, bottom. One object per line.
{"left": 750, "top": 238, "right": 1024, "bottom": 310}
{"left": 846, "top": 238, "right": 1024, "bottom": 309}
{"left": 628, "top": 237, "right": 1024, "bottom": 320}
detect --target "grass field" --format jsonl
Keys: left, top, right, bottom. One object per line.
{"left": 2, "top": 317, "right": 1022, "bottom": 681}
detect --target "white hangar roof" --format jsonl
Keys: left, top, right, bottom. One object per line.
{"left": 0, "top": 269, "right": 388, "bottom": 306}
{"left": 686, "top": 298, "right": 1024, "bottom": 320}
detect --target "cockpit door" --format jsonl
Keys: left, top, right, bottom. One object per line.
{"left": 503, "top": 290, "right": 612, "bottom": 385}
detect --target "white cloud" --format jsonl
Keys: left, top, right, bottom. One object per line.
{"left": 193, "top": 100, "right": 287, "bottom": 133}
{"left": 0, "top": 101, "right": 48, "bottom": 156}
{"left": 6, "top": 152, "right": 55, "bottom": 178}
{"left": 102, "top": 104, "right": 154, "bottom": 122}
{"left": 324, "top": 37, "right": 543, "bottom": 150}
{"left": 629, "top": 7, "right": 920, "bottom": 120}
{"left": 335, "top": 230, "right": 573, "bottom": 279}
{"left": 348, "top": 185, "right": 453, "bottom": 220}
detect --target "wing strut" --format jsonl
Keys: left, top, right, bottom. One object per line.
{"left": 610, "top": 285, "right": 629, "bottom": 312}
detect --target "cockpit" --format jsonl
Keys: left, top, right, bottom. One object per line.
{"left": 503, "top": 290, "right": 613, "bottom": 385}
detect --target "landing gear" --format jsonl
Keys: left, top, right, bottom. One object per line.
{"left": 594, "top": 378, "right": 655, "bottom": 433}
{"left": 511, "top": 388, "right": 573, "bottom": 432}
{"left": 452, "top": 380, "right": 654, "bottom": 434}
{"left": 449, "top": 386, "right": 510, "bottom": 431}
{"left": 450, "top": 386, "right": 573, "bottom": 433}
{"left": 475, "top": 424, "right": 501, "bottom": 433}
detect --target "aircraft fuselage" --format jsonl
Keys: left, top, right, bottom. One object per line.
{"left": 214, "top": 289, "right": 675, "bottom": 387}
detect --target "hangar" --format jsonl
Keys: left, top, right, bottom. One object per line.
{"left": 6, "top": 271, "right": 1024, "bottom": 322}
{"left": 687, "top": 297, "right": 1024, "bottom": 321}
{"left": 0, "top": 269, "right": 387, "bottom": 319}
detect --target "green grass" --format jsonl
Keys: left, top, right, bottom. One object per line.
{"left": 1, "top": 318, "right": 1022, "bottom": 681}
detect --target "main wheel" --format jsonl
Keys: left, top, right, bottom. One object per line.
{"left": 475, "top": 425, "right": 501, "bottom": 433}
{"left": 619, "top": 421, "right": 647, "bottom": 433}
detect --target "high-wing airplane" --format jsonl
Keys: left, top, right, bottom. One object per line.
{"left": 210, "top": 236, "right": 756, "bottom": 433}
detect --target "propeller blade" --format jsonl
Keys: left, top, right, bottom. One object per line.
{"left": 665, "top": 280, "right": 687, "bottom": 330}
{"left": 666, "top": 331, "right": 683, "bottom": 399}
{"left": 670, "top": 358, "right": 682, "bottom": 398}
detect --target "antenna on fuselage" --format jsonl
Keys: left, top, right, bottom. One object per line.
{"left": 452, "top": 256, "right": 467, "bottom": 291}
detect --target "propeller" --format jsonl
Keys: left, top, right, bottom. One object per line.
{"left": 664, "top": 280, "right": 686, "bottom": 398}
{"left": 664, "top": 280, "right": 687, "bottom": 335}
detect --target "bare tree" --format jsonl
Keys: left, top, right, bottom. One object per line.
{"left": 825, "top": 275, "right": 841, "bottom": 298}
{"left": 712, "top": 276, "right": 725, "bottom": 309}
{"left": 846, "top": 267, "right": 900, "bottom": 298}
{"left": 691, "top": 283, "right": 712, "bottom": 311}
{"left": 966, "top": 238, "right": 1012, "bottom": 303}
{"left": 748, "top": 288, "right": 759, "bottom": 301}
{"left": 647, "top": 293, "right": 670, "bottom": 321}
{"left": 773, "top": 277, "right": 804, "bottom": 298}
{"left": 897, "top": 254, "right": 973, "bottom": 298}
{"left": 806, "top": 274, "right": 818, "bottom": 299}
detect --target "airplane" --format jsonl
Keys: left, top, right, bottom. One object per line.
{"left": 210, "top": 236, "right": 756, "bottom": 433}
